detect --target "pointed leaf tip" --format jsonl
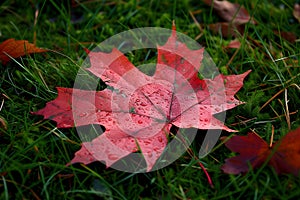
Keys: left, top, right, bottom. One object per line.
{"left": 84, "top": 48, "right": 91, "bottom": 54}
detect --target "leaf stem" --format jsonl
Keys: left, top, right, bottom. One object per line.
{"left": 197, "top": 160, "right": 214, "bottom": 188}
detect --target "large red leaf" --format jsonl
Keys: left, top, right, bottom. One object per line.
{"left": 222, "top": 127, "right": 300, "bottom": 176}
{"left": 33, "top": 24, "right": 250, "bottom": 171}
{"left": 0, "top": 38, "right": 48, "bottom": 65}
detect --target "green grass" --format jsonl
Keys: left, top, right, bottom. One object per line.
{"left": 1, "top": 0, "right": 300, "bottom": 199}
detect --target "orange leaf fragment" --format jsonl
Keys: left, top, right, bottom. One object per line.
{"left": 0, "top": 38, "right": 48, "bottom": 65}
{"left": 222, "top": 127, "right": 300, "bottom": 176}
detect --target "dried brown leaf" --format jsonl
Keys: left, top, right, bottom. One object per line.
{"left": 293, "top": 3, "right": 300, "bottom": 23}
{"left": 208, "top": 22, "right": 244, "bottom": 38}
{"left": 203, "top": 0, "right": 256, "bottom": 25}
{"left": 273, "top": 31, "right": 297, "bottom": 43}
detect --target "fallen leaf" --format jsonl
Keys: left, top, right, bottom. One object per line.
{"left": 0, "top": 38, "right": 48, "bottom": 65}
{"left": 208, "top": 22, "right": 244, "bottom": 38}
{"left": 0, "top": 116, "right": 7, "bottom": 131}
{"left": 33, "top": 24, "right": 250, "bottom": 171}
{"left": 225, "top": 39, "right": 241, "bottom": 49}
{"left": 222, "top": 127, "right": 300, "bottom": 176}
{"left": 293, "top": 3, "right": 300, "bottom": 23}
{"left": 0, "top": 95, "right": 7, "bottom": 135}
{"left": 203, "top": 0, "right": 256, "bottom": 25}
{"left": 273, "top": 30, "right": 297, "bottom": 43}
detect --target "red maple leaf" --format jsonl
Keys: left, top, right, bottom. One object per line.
{"left": 33, "top": 24, "right": 250, "bottom": 171}
{"left": 222, "top": 127, "right": 300, "bottom": 176}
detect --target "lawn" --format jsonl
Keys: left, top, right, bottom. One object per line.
{"left": 0, "top": 0, "right": 300, "bottom": 199}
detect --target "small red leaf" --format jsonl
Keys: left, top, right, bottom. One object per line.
{"left": 225, "top": 39, "right": 241, "bottom": 49}
{"left": 222, "top": 128, "right": 300, "bottom": 176}
{"left": 0, "top": 38, "right": 48, "bottom": 65}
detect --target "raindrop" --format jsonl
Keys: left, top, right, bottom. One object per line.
{"left": 158, "top": 136, "right": 163, "bottom": 142}
{"left": 79, "top": 112, "right": 87, "bottom": 117}
{"left": 140, "top": 102, "right": 147, "bottom": 106}
{"left": 108, "top": 154, "right": 119, "bottom": 160}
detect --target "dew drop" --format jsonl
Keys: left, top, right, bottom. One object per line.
{"left": 79, "top": 112, "right": 87, "bottom": 117}
{"left": 140, "top": 102, "right": 147, "bottom": 106}
{"left": 108, "top": 154, "right": 119, "bottom": 160}
{"left": 158, "top": 136, "right": 162, "bottom": 142}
